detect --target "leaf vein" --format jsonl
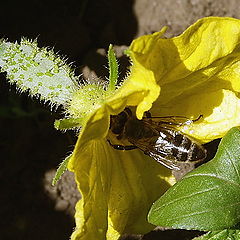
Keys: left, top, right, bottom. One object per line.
{"left": 184, "top": 174, "right": 240, "bottom": 188}
{"left": 166, "top": 200, "right": 240, "bottom": 222}
{"left": 156, "top": 186, "right": 219, "bottom": 210}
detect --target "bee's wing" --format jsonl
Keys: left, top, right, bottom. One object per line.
{"left": 148, "top": 152, "right": 180, "bottom": 170}
{"left": 148, "top": 151, "right": 180, "bottom": 170}
{"left": 131, "top": 137, "right": 180, "bottom": 171}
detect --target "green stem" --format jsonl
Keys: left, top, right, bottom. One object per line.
{"left": 107, "top": 44, "right": 118, "bottom": 92}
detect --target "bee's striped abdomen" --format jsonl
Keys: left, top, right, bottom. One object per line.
{"left": 172, "top": 133, "right": 206, "bottom": 162}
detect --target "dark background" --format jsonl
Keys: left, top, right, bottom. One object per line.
{"left": 0, "top": 0, "right": 239, "bottom": 239}
{"left": 0, "top": 1, "right": 137, "bottom": 239}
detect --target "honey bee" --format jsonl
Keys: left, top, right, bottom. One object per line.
{"left": 108, "top": 108, "right": 206, "bottom": 170}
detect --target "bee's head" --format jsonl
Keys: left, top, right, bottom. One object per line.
{"left": 110, "top": 108, "right": 132, "bottom": 134}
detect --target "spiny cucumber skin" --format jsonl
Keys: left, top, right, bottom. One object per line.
{"left": 0, "top": 38, "right": 79, "bottom": 106}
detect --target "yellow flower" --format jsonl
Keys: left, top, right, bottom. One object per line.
{"left": 68, "top": 17, "right": 240, "bottom": 240}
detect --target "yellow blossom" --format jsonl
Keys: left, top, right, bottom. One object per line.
{"left": 68, "top": 17, "right": 240, "bottom": 240}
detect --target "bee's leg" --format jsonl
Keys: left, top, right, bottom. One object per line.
{"left": 107, "top": 139, "right": 137, "bottom": 150}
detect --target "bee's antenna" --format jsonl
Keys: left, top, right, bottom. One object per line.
{"left": 125, "top": 107, "right": 132, "bottom": 116}
{"left": 192, "top": 114, "right": 203, "bottom": 122}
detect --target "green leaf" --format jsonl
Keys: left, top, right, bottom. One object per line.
{"left": 107, "top": 44, "right": 118, "bottom": 92}
{"left": 148, "top": 127, "right": 240, "bottom": 231}
{"left": 193, "top": 230, "right": 240, "bottom": 240}
{"left": 52, "top": 154, "right": 72, "bottom": 186}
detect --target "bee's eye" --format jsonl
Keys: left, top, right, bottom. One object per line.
{"left": 118, "top": 111, "right": 128, "bottom": 121}
{"left": 110, "top": 111, "right": 128, "bottom": 134}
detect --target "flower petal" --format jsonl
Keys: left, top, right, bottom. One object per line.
{"left": 128, "top": 17, "right": 240, "bottom": 142}
{"left": 68, "top": 104, "right": 175, "bottom": 240}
